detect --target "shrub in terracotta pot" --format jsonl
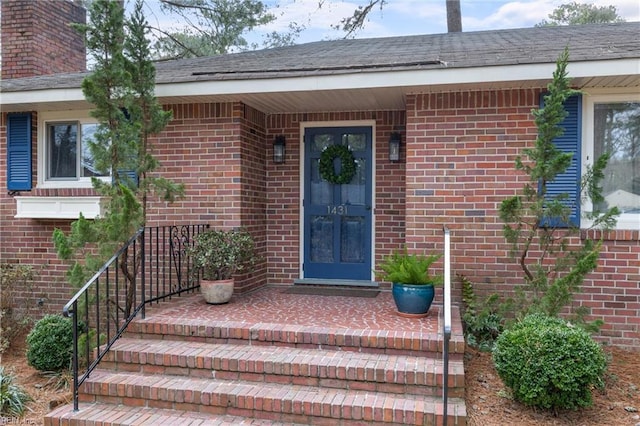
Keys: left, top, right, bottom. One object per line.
{"left": 377, "top": 250, "right": 442, "bottom": 317}
{"left": 189, "top": 228, "right": 257, "bottom": 304}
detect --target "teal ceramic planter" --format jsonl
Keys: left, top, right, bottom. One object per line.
{"left": 391, "top": 282, "right": 435, "bottom": 317}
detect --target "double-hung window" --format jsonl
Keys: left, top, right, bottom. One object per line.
{"left": 39, "top": 111, "right": 110, "bottom": 188}
{"left": 583, "top": 92, "right": 640, "bottom": 230}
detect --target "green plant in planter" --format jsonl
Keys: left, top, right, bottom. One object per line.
{"left": 189, "top": 228, "right": 257, "bottom": 280}
{"left": 377, "top": 250, "right": 443, "bottom": 285}
{"left": 377, "top": 249, "right": 443, "bottom": 317}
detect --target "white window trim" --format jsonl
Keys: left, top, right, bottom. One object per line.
{"left": 582, "top": 90, "right": 640, "bottom": 231}
{"left": 37, "top": 110, "right": 110, "bottom": 189}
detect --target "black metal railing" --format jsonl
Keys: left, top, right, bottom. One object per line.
{"left": 62, "top": 224, "right": 209, "bottom": 410}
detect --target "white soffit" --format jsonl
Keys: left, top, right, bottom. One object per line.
{"left": 1, "top": 58, "right": 638, "bottom": 112}
{"left": 154, "top": 59, "right": 640, "bottom": 97}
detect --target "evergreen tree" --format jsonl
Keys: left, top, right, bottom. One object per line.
{"left": 53, "top": 0, "right": 184, "bottom": 316}
{"left": 499, "top": 48, "right": 619, "bottom": 329}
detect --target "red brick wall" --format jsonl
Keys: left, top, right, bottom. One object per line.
{"left": 143, "top": 102, "right": 268, "bottom": 291}
{"left": 0, "top": 102, "right": 270, "bottom": 315}
{"left": 1, "top": 112, "right": 78, "bottom": 315}
{"left": 237, "top": 104, "right": 267, "bottom": 292}
{"left": 145, "top": 102, "right": 241, "bottom": 227}
{"left": 405, "top": 89, "right": 640, "bottom": 349}
{"left": 1, "top": 93, "right": 637, "bottom": 348}
{"left": 1, "top": 0, "right": 86, "bottom": 79}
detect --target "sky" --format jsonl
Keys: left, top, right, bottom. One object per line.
{"left": 140, "top": 0, "right": 640, "bottom": 46}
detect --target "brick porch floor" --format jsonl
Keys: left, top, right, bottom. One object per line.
{"left": 135, "top": 285, "right": 465, "bottom": 356}
{"left": 46, "top": 285, "right": 467, "bottom": 425}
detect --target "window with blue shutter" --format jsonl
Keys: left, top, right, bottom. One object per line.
{"left": 540, "top": 94, "right": 582, "bottom": 227}
{"left": 7, "top": 113, "right": 32, "bottom": 191}
{"left": 114, "top": 169, "right": 139, "bottom": 188}
{"left": 114, "top": 108, "right": 138, "bottom": 188}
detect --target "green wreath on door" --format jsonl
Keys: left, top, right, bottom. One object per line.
{"left": 319, "top": 145, "right": 357, "bottom": 184}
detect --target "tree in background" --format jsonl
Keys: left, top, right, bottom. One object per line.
{"left": 536, "top": 1, "right": 625, "bottom": 26}
{"left": 150, "top": 0, "right": 462, "bottom": 58}
{"left": 331, "top": 0, "right": 386, "bottom": 38}
{"left": 152, "top": 0, "right": 303, "bottom": 59}
{"left": 331, "top": 0, "right": 461, "bottom": 37}
{"left": 53, "top": 0, "right": 184, "bottom": 315}
{"left": 145, "top": 0, "right": 631, "bottom": 60}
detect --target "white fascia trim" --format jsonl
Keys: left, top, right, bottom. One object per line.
{"left": 2, "top": 59, "right": 637, "bottom": 107}
{"left": 155, "top": 59, "right": 640, "bottom": 97}
{"left": 2, "top": 88, "right": 89, "bottom": 108}
{"left": 15, "top": 196, "right": 103, "bottom": 219}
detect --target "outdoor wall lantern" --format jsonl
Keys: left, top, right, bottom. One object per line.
{"left": 273, "top": 135, "right": 286, "bottom": 164}
{"left": 389, "top": 132, "right": 401, "bottom": 162}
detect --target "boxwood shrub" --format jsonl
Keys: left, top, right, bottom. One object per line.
{"left": 26, "top": 314, "right": 74, "bottom": 372}
{"left": 492, "top": 313, "right": 606, "bottom": 410}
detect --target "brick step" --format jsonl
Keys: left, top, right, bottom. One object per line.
{"left": 101, "top": 338, "right": 465, "bottom": 398}
{"left": 77, "top": 370, "right": 467, "bottom": 425}
{"left": 45, "top": 402, "right": 307, "bottom": 425}
{"left": 125, "top": 316, "right": 465, "bottom": 359}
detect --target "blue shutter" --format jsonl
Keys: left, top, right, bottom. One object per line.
{"left": 115, "top": 169, "right": 139, "bottom": 188}
{"left": 541, "top": 94, "right": 581, "bottom": 227}
{"left": 114, "top": 108, "right": 138, "bottom": 188}
{"left": 7, "top": 113, "right": 32, "bottom": 191}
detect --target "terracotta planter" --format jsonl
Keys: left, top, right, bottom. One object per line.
{"left": 200, "top": 278, "right": 234, "bottom": 304}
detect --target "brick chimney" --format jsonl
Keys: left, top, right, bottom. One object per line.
{"left": 1, "top": 0, "right": 86, "bottom": 79}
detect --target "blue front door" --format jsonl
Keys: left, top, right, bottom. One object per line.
{"left": 303, "top": 127, "right": 373, "bottom": 280}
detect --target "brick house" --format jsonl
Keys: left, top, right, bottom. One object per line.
{"left": 1, "top": 1, "right": 639, "bottom": 349}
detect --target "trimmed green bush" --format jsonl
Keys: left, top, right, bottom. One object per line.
{"left": 26, "top": 314, "right": 74, "bottom": 372}
{"left": 492, "top": 313, "right": 606, "bottom": 410}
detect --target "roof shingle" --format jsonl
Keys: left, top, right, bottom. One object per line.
{"left": 2, "top": 22, "right": 639, "bottom": 93}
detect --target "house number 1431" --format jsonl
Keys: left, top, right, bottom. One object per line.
{"left": 327, "top": 205, "right": 348, "bottom": 215}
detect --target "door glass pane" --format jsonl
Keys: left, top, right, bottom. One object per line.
{"left": 311, "top": 134, "right": 333, "bottom": 152}
{"left": 341, "top": 158, "right": 366, "bottom": 205}
{"left": 343, "top": 133, "right": 366, "bottom": 151}
{"left": 593, "top": 102, "right": 640, "bottom": 214}
{"left": 310, "top": 215, "right": 333, "bottom": 262}
{"left": 47, "top": 122, "right": 78, "bottom": 179}
{"left": 341, "top": 216, "right": 364, "bottom": 263}
{"left": 310, "top": 158, "right": 332, "bottom": 204}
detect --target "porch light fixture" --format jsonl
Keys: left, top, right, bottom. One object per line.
{"left": 273, "top": 135, "right": 286, "bottom": 164}
{"left": 389, "top": 133, "right": 401, "bottom": 162}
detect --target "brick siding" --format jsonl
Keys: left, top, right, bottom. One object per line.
{"left": 1, "top": 95, "right": 637, "bottom": 348}
{"left": 1, "top": 0, "right": 86, "bottom": 79}
{"left": 405, "top": 90, "right": 640, "bottom": 349}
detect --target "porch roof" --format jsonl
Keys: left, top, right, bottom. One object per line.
{"left": 2, "top": 22, "right": 639, "bottom": 113}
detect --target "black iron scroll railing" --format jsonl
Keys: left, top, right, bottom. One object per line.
{"left": 62, "top": 224, "right": 209, "bottom": 411}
